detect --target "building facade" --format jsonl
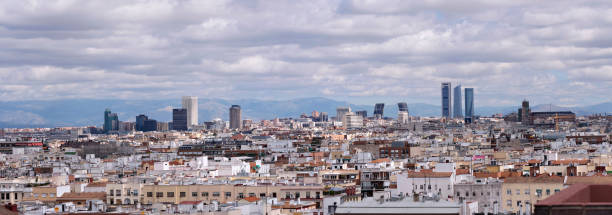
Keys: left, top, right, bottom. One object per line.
{"left": 453, "top": 85, "right": 463, "bottom": 119}
{"left": 182, "top": 96, "right": 198, "bottom": 128}
{"left": 172, "top": 108, "right": 188, "bottom": 131}
{"left": 230, "top": 105, "right": 242, "bottom": 129}
{"left": 464, "top": 88, "right": 474, "bottom": 124}
{"left": 441, "top": 82, "right": 452, "bottom": 119}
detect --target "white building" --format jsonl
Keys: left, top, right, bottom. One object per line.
{"left": 398, "top": 111, "right": 409, "bottom": 124}
{"left": 182, "top": 96, "right": 198, "bottom": 128}
{"left": 397, "top": 171, "right": 455, "bottom": 200}
{"left": 345, "top": 112, "right": 363, "bottom": 129}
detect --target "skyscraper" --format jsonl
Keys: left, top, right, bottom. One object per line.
{"left": 373, "top": 103, "right": 385, "bottom": 118}
{"left": 143, "top": 119, "right": 158, "bottom": 132}
{"left": 336, "top": 107, "right": 351, "bottom": 123}
{"left": 230, "top": 105, "right": 242, "bottom": 129}
{"left": 172, "top": 108, "right": 188, "bottom": 131}
{"left": 453, "top": 85, "right": 463, "bottom": 118}
{"left": 398, "top": 102, "right": 408, "bottom": 113}
{"left": 135, "top": 114, "right": 148, "bottom": 131}
{"left": 519, "top": 100, "right": 531, "bottom": 125}
{"left": 441, "top": 82, "right": 452, "bottom": 119}
{"left": 464, "top": 88, "right": 474, "bottom": 124}
{"left": 182, "top": 96, "right": 198, "bottom": 128}
{"left": 320, "top": 112, "right": 329, "bottom": 122}
{"left": 103, "top": 108, "right": 119, "bottom": 133}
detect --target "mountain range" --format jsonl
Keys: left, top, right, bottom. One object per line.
{"left": 0, "top": 97, "right": 610, "bottom": 128}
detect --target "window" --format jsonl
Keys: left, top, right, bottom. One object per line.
{"left": 546, "top": 189, "right": 550, "bottom": 195}
{"left": 133, "top": 189, "right": 139, "bottom": 196}
{"left": 202, "top": 192, "right": 209, "bottom": 197}
{"left": 507, "top": 189, "right": 511, "bottom": 195}
{"left": 473, "top": 192, "right": 476, "bottom": 197}
{"left": 466, "top": 192, "right": 469, "bottom": 197}
{"left": 295, "top": 192, "right": 300, "bottom": 198}
{"left": 116, "top": 189, "right": 122, "bottom": 196}
{"left": 192, "top": 192, "right": 198, "bottom": 197}
{"left": 457, "top": 192, "right": 460, "bottom": 197}
{"left": 286, "top": 192, "right": 291, "bottom": 199}
{"left": 167, "top": 192, "right": 174, "bottom": 197}
{"left": 249, "top": 193, "right": 256, "bottom": 197}
{"left": 49, "top": 193, "right": 55, "bottom": 197}
{"left": 41, "top": 194, "right": 46, "bottom": 197}
{"left": 536, "top": 189, "right": 542, "bottom": 197}
{"left": 225, "top": 192, "right": 232, "bottom": 197}
{"left": 447, "top": 185, "right": 451, "bottom": 190}
{"left": 316, "top": 192, "right": 320, "bottom": 199}
{"left": 180, "top": 192, "right": 186, "bottom": 198}
{"left": 272, "top": 192, "right": 277, "bottom": 198}
{"left": 110, "top": 190, "right": 114, "bottom": 196}
{"left": 554, "top": 189, "right": 560, "bottom": 193}
{"left": 306, "top": 192, "right": 310, "bottom": 198}
{"left": 147, "top": 192, "right": 153, "bottom": 197}
{"left": 525, "top": 189, "right": 530, "bottom": 195}
{"left": 239, "top": 193, "right": 244, "bottom": 199}
{"left": 213, "top": 192, "right": 220, "bottom": 197}
{"left": 517, "top": 201, "right": 521, "bottom": 206}
{"left": 420, "top": 185, "right": 423, "bottom": 189}
{"left": 125, "top": 189, "right": 131, "bottom": 196}
{"left": 260, "top": 193, "right": 266, "bottom": 198}
{"left": 497, "top": 191, "right": 500, "bottom": 196}
{"left": 507, "top": 200, "right": 511, "bottom": 206}
{"left": 487, "top": 192, "right": 490, "bottom": 196}
{"left": 516, "top": 189, "right": 520, "bottom": 195}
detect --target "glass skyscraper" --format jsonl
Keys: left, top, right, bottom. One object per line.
{"left": 373, "top": 103, "right": 385, "bottom": 118}
{"left": 172, "top": 108, "right": 188, "bottom": 131}
{"left": 464, "top": 88, "right": 474, "bottom": 124}
{"left": 441, "top": 82, "right": 452, "bottom": 118}
{"left": 453, "top": 85, "right": 463, "bottom": 118}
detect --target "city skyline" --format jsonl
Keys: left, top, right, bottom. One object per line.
{"left": 0, "top": 1, "right": 610, "bottom": 107}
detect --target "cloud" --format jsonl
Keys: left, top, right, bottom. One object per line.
{"left": 0, "top": 0, "right": 610, "bottom": 107}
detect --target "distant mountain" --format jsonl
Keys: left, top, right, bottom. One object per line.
{"left": 0, "top": 98, "right": 610, "bottom": 128}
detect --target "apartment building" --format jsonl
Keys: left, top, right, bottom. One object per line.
{"left": 501, "top": 175, "right": 564, "bottom": 213}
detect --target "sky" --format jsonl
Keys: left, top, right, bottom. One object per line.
{"left": 0, "top": 0, "right": 611, "bottom": 107}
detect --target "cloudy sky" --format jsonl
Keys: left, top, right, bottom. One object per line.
{"left": 0, "top": 0, "right": 611, "bottom": 107}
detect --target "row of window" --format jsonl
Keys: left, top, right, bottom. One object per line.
{"left": 506, "top": 189, "right": 560, "bottom": 196}
{"left": 144, "top": 191, "right": 321, "bottom": 199}
{"left": 0, "top": 193, "right": 21, "bottom": 200}
{"left": 456, "top": 191, "right": 500, "bottom": 197}
{"left": 109, "top": 189, "right": 139, "bottom": 197}
{"left": 507, "top": 200, "right": 530, "bottom": 207}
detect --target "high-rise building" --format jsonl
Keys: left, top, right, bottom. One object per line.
{"left": 519, "top": 100, "right": 531, "bottom": 125}
{"left": 172, "top": 108, "right": 188, "bottom": 131}
{"left": 135, "top": 114, "right": 148, "bottom": 131}
{"left": 320, "top": 112, "right": 329, "bottom": 122}
{"left": 355, "top": 110, "right": 367, "bottom": 118}
{"left": 373, "top": 103, "right": 385, "bottom": 118}
{"left": 441, "top": 82, "right": 452, "bottom": 119}
{"left": 336, "top": 107, "right": 351, "bottom": 123}
{"left": 182, "top": 96, "right": 198, "bottom": 128}
{"left": 230, "top": 105, "right": 242, "bottom": 129}
{"left": 143, "top": 119, "right": 158, "bottom": 132}
{"left": 464, "top": 88, "right": 474, "bottom": 124}
{"left": 398, "top": 102, "right": 408, "bottom": 113}
{"left": 103, "top": 108, "right": 119, "bottom": 133}
{"left": 453, "top": 85, "right": 463, "bottom": 118}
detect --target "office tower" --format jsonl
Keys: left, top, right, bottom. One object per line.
{"left": 182, "top": 96, "right": 198, "bottom": 128}
{"left": 398, "top": 102, "right": 408, "bottom": 113}
{"left": 336, "top": 107, "right": 351, "bottom": 123}
{"left": 172, "top": 108, "right": 188, "bottom": 131}
{"left": 453, "top": 85, "right": 463, "bottom": 118}
{"left": 135, "top": 114, "right": 148, "bottom": 131}
{"left": 344, "top": 112, "right": 363, "bottom": 129}
{"left": 441, "top": 82, "right": 452, "bottom": 119}
{"left": 311, "top": 111, "right": 320, "bottom": 119}
{"left": 230, "top": 105, "right": 242, "bottom": 129}
{"left": 373, "top": 103, "right": 385, "bottom": 118}
{"left": 143, "top": 119, "right": 158, "bottom": 132}
{"left": 320, "top": 112, "right": 329, "bottom": 122}
{"left": 355, "top": 110, "right": 367, "bottom": 118}
{"left": 464, "top": 88, "right": 474, "bottom": 124}
{"left": 103, "top": 108, "right": 119, "bottom": 133}
{"left": 519, "top": 100, "right": 531, "bottom": 125}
